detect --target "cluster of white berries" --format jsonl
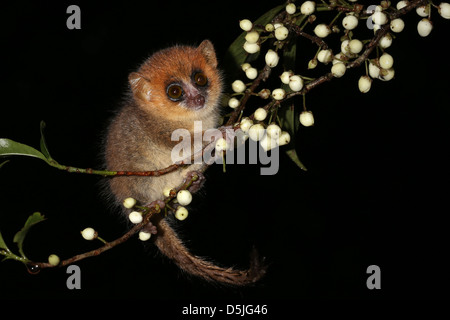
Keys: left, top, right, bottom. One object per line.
{"left": 416, "top": 2, "right": 450, "bottom": 37}
{"left": 174, "top": 190, "right": 192, "bottom": 221}
{"left": 233, "top": 1, "right": 450, "bottom": 129}
{"left": 164, "top": 188, "right": 192, "bottom": 221}
{"left": 362, "top": 1, "right": 449, "bottom": 91}
{"left": 359, "top": 0, "right": 450, "bottom": 93}
{"left": 394, "top": 1, "right": 450, "bottom": 37}
{"left": 240, "top": 11, "right": 296, "bottom": 57}
{"left": 239, "top": 117, "right": 291, "bottom": 151}
{"left": 123, "top": 197, "right": 148, "bottom": 230}
{"left": 234, "top": 4, "right": 322, "bottom": 131}
{"left": 358, "top": 51, "right": 395, "bottom": 93}
{"left": 280, "top": 70, "right": 304, "bottom": 92}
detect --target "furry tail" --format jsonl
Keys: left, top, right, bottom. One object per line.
{"left": 154, "top": 218, "right": 266, "bottom": 286}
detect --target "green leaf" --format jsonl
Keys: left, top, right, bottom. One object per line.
{"left": 40, "top": 121, "right": 52, "bottom": 160}
{"left": 276, "top": 40, "right": 307, "bottom": 171}
{"left": 0, "top": 138, "right": 50, "bottom": 164}
{"left": 279, "top": 104, "right": 307, "bottom": 171}
{"left": 282, "top": 40, "right": 297, "bottom": 73}
{"left": 0, "top": 230, "right": 10, "bottom": 252}
{"left": 13, "top": 212, "right": 46, "bottom": 259}
{"left": 286, "top": 149, "right": 307, "bottom": 171}
{"left": 224, "top": 4, "right": 285, "bottom": 76}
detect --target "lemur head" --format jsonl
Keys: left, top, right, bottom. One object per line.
{"left": 128, "top": 40, "right": 222, "bottom": 123}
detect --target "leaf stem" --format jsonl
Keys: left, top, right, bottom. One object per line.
{"left": 0, "top": 248, "right": 30, "bottom": 263}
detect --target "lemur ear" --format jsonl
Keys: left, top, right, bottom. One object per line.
{"left": 129, "top": 72, "right": 152, "bottom": 101}
{"left": 197, "top": 40, "right": 217, "bottom": 68}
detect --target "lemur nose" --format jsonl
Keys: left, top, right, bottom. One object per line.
{"left": 194, "top": 94, "right": 205, "bottom": 106}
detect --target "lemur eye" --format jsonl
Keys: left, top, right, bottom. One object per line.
{"left": 167, "top": 84, "right": 183, "bottom": 101}
{"left": 194, "top": 72, "right": 208, "bottom": 86}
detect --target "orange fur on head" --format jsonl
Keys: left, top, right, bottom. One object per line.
{"left": 128, "top": 40, "right": 222, "bottom": 125}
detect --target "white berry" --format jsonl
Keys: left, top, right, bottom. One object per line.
{"left": 416, "top": 5, "right": 430, "bottom": 17}
{"left": 379, "top": 68, "right": 395, "bottom": 81}
{"left": 278, "top": 131, "right": 291, "bottom": 146}
{"left": 417, "top": 18, "right": 433, "bottom": 37}
{"left": 332, "top": 53, "right": 346, "bottom": 65}
{"left": 175, "top": 206, "right": 189, "bottom": 221}
{"left": 331, "top": 63, "right": 346, "bottom": 78}
{"left": 265, "top": 23, "right": 275, "bottom": 32}
{"left": 245, "top": 31, "right": 259, "bottom": 44}
{"left": 368, "top": 61, "right": 381, "bottom": 79}
{"left": 215, "top": 137, "right": 228, "bottom": 153}
{"left": 236, "top": 132, "right": 249, "bottom": 144}
{"left": 396, "top": 1, "right": 409, "bottom": 10}
{"left": 379, "top": 53, "right": 394, "bottom": 69}
{"left": 258, "top": 88, "right": 271, "bottom": 99}
{"left": 358, "top": 75, "right": 372, "bottom": 93}
{"left": 243, "top": 41, "right": 260, "bottom": 54}
{"left": 314, "top": 24, "right": 331, "bottom": 38}
{"left": 273, "top": 23, "right": 283, "bottom": 30}
{"left": 299, "top": 111, "right": 314, "bottom": 127}
{"left": 239, "top": 19, "right": 253, "bottom": 31}
{"left": 280, "top": 70, "right": 293, "bottom": 84}
{"left": 260, "top": 135, "right": 278, "bottom": 151}
{"left": 342, "top": 15, "right": 358, "bottom": 30}
{"left": 241, "top": 63, "right": 251, "bottom": 72}
{"left": 286, "top": 3, "right": 297, "bottom": 14}
{"left": 390, "top": 18, "right": 405, "bottom": 32}
{"left": 372, "top": 11, "right": 388, "bottom": 25}
{"left": 439, "top": 2, "right": 450, "bottom": 19}
{"left": 248, "top": 124, "right": 266, "bottom": 141}
{"left": 379, "top": 33, "right": 393, "bottom": 48}
{"left": 81, "top": 227, "right": 97, "bottom": 241}
{"left": 341, "top": 40, "right": 351, "bottom": 56}
{"left": 139, "top": 231, "right": 152, "bottom": 241}
{"left": 232, "top": 80, "right": 246, "bottom": 93}
{"left": 245, "top": 67, "right": 258, "bottom": 80}
{"left": 228, "top": 97, "right": 240, "bottom": 109}
{"left": 129, "top": 211, "right": 143, "bottom": 224}
{"left": 288, "top": 75, "right": 304, "bottom": 92}
{"left": 308, "top": 59, "right": 318, "bottom": 69}
{"left": 266, "top": 123, "right": 282, "bottom": 139}
{"left": 275, "top": 26, "right": 289, "bottom": 41}
{"left": 272, "top": 88, "right": 286, "bottom": 100}
{"left": 254, "top": 108, "right": 268, "bottom": 121}
{"left": 317, "top": 49, "right": 333, "bottom": 64}
{"left": 177, "top": 189, "right": 193, "bottom": 206}
{"left": 48, "top": 254, "right": 60, "bottom": 266}
{"left": 349, "top": 39, "right": 363, "bottom": 54}
{"left": 123, "top": 197, "right": 136, "bottom": 209}
{"left": 300, "top": 1, "right": 316, "bottom": 15}
{"left": 265, "top": 49, "right": 280, "bottom": 67}
{"left": 163, "top": 187, "right": 174, "bottom": 197}
{"left": 240, "top": 117, "right": 253, "bottom": 133}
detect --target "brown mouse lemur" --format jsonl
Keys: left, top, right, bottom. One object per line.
{"left": 104, "top": 40, "right": 265, "bottom": 285}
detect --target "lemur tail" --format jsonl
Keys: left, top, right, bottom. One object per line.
{"left": 154, "top": 218, "right": 266, "bottom": 286}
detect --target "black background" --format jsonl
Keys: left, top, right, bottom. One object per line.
{"left": 1, "top": 0, "right": 449, "bottom": 307}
